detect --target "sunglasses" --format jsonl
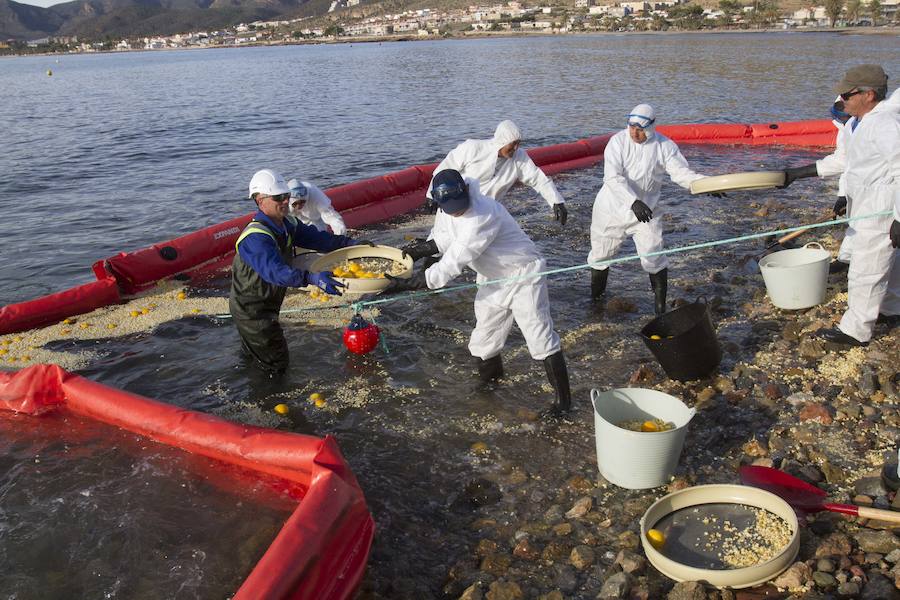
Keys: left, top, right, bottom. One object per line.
{"left": 839, "top": 89, "right": 864, "bottom": 101}
{"left": 267, "top": 193, "right": 290, "bottom": 203}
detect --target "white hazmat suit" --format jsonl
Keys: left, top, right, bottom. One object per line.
{"left": 427, "top": 120, "right": 566, "bottom": 210}
{"left": 587, "top": 106, "right": 704, "bottom": 274}
{"left": 287, "top": 179, "right": 347, "bottom": 235}
{"left": 814, "top": 96, "right": 900, "bottom": 342}
{"left": 424, "top": 179, "right": 561, "bottom": 361}
{"left": 818, "top": 99, "right": 857, "bottom": 263}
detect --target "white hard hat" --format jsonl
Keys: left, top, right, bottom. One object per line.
{"left": 287, "top": 178, "right": 309, "bottom": 199}
{"left": 248, "top": 169, "right": 290, "bottom": 199}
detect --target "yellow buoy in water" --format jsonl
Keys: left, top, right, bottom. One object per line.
{"left": 47, "top": 69, "right": 52, "bottom": 76}
{"left": 646, "top": 529, "right": 666, "bottom": 550}
{"left": 273, "top": 403, "right": 289, "bottom": 415}
{"left": 314, "top": 399, "right": 326, "bottom": 408}
{"left": 649, "top": 334, "right": 662, "bottom": 340}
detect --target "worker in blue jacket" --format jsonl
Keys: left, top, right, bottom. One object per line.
{"left": 229, "top": 168, "right": 374, "bottom": 374}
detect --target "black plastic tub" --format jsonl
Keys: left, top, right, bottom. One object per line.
{"left": 639, "top": 299, "right": 722, "bottom": 382}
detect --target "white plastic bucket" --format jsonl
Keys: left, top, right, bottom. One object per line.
{"left": 758, "top": 242, "right": 830, "bottom": 310}
{"left": 591, "top": 388, "right": 695, "bottom": 490}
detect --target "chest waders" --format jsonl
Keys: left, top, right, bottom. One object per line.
{"left": 229, "top": 219, "right": 297, "bottom": 374}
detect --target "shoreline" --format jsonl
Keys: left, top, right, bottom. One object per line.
{"left": 3, "top": 25, "right": 897, "bottom": 58}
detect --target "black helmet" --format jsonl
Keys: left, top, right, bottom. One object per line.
{"left": 431, "top": 169, "right": 469, "bottom": 214}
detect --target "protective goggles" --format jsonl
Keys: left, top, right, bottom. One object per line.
{"left": 290, "top": 184, "right": 309, "bottom": 200}
{"left": 433, "top": 182, "right": 466, "bottom": 204}
{"left": 627, "top": 115, "right": 655, "bottom": 129}
{"left": 267, "top": 193, "right": 291, "bottom": 203}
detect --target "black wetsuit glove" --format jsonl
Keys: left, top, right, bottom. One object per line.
{"left": 781, "top": 164, "right": 818, "bottom": 188}
{"left": 553, "top": 203, "right": 568, "bottom": 227}
{"left": 631, "top": 200, "right": 653, "bottom": 223}
{"left": 833, "top": 197, "right": 847, "bottom": 217}
{"left": 401, "top": 239, "right": 439, "bottom": 262}
{"left": 382, "top": 271, "right": 427, "bottom": 295}
{"left": 891, "top": 220, "right": 900, "bottom": 249}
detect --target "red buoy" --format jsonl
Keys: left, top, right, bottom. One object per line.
{"left": 343, "top": 314, "right": 380, "bottom": 355}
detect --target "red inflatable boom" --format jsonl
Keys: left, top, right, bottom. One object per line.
{"left": 0, "top": 119, "right": 837, "bottom": 334}
{"left": 0, "top": 364, "right": 375, "bottom": 600}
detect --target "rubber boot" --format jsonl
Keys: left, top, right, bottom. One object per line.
{"left": 591, "top": 268, "right": 609, "bottom": 300}
{"left": 541, "top": 351, "right": 572, "bottom": 417}
{"left": 649, "top": 268, "right": 668, "bottom": 316}
{"left": 476, "top": 354, "right": 504, "bottom": 383}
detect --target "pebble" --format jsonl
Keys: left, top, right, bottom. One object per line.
{"left": 860, "top": 573, "right": 895, "bottom": 600}
{"left": 836, "top": 581, "right": 860, "bottom": 597}
{"left": 853, "top": 530, "right": 900, "bottom": 554}
{"left": 816, "top": 533, "right": 853, "bottom": 558}
{"left": 816, "top": 558, "right": 836, "bottom": 572}
{"left": 665, "top": 580, "right": 706, "bottom": 600}
{"left": 773, "top": 561, "right": 812, "bottom": 590}
{"left": 598, "top": 571, "right": 631, "bottom": 599}
{"left": 459, "top": 583, "right": 483, "bottom": 600}
{"left": 569, "top": 545, "right": 595, "bottom": 570}
{"left": 485, "top": 580, "right": 522, "bottom": 600}
{"left": 812, "top": 570, "right": 837, "bottom": 590}
{"left": 564, "top": 496, "right": 592, "bottom": 519}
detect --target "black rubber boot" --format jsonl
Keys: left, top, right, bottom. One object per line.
{"left": 476, "top": 355, "right": 504, "bottom": 383}
{"left": 591, "top": 268, "right": 609, "bottom": 300}
{"left": 649, "top": 268, "right": 668, "bottom": 316}
{"left": 541, "top": 351, "right": 572, "bottom": 417}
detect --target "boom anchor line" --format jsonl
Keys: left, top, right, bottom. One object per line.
{"left": 213, "top": 211, "right": 890, "bottom": 320}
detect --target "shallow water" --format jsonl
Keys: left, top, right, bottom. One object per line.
{"left": 2, "top": 32, "right": 898, "bottom": 598}
{"left": 0, "top": 410, "right": 294, "bottom": 599}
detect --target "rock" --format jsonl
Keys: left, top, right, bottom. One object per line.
{"left": 668, "top": 477, "right": 691, "bottom": 492}
{"left": 860, "top": 573, "right": 895, "bottom": 600}
{"left": 480, "top": 553, "right": 511, "bottom": 577}
{"left": 762, "top": 382, "right": 784, "bottom": 401}
{"left": 628, "top": 365, "right": 656, "bottom": 385}
{"left": 799, "top": 402, "right": 834, "bottom": 424}
{"left": 570, "top": 545, "right": 595, "bottom": 570}
{"left": 462, "top": 478, "right": 502, "bottom": 508}
{"left": 553, "top": 564, "right": 578, "bottom": 594}
{"left": 598, "top": 571, "right": 631, "bottom": 599}
{"left": 885, "top": 549, "right": 900, "bottom": 564}
{"left": 816, "top": 533, "right": 853, "bottom": 558}
{"left": 859, "top": 366, "right": 879, "bottom": 397}
{"left": 606, "top": 298, "right": 637, "bottom": 314}
{"left": 460, "top": 583, "right": 484, "bottom": 600}
{"left": 617, "top": 530, "right": 640, "bottom": 550}
{"left": 817, "top": 558, "right": 836, "bottom": 573}
{"left": 773, "top": 561, "right": 812, "bottom": 590}
{"left": 812, "top": 571, "right": 837, "bottom": 590}
{"left": 742, "top": 437, "right": 769, "bottom": 457}
{"left": 666, "top": 580, "right": 707, "bottom": 600}
{"left": 485, "top": 580, "right": 522, "bottom": 600}
{"left": 821, "top": 460, "right": 847, "bottom": 484}
{"left": 565, "top": 496, "right": 592, "bottom": 519}
{"left": 552, "top": 522, "right": 572, "bottom": 536}
{"left": 782, "top": 321, "right": 804, "bottom": 342}
{"left": 836, "top": 581, "right": 860, "bottom": 597}
{"left": 854, "top": 530, "right": 899, "bottom": 554}
{"left": 537, "top": 592, "right": 564, "bottom": 600}
{"left": 543, "top": 505, "right": 564, "bottom": 524}
{"left": 615, "top": 549, "right": 646, "bottom": 574}
{"left": 512, "top": 537, "right": 540, "bottom": 561}
{"left": 854, "top": 476, "right": 888, "bottom": 497}
{"left": 799, "top": 338, "right": 827, "bottom": 360}
{"left": 541, "top": 541, "right": 571, "bottom": 562}
{"left": 476, "top": 539, "right": 499, "bottom": 557}
{"left": 696, "top": 387, "right": 716, "bottom": 403}
{"left": 567, "top": 475, "right": 594, "bottom": 494}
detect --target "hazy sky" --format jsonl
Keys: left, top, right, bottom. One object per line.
{"left": 16, "top": 0, "right": 69, "bottom": 6}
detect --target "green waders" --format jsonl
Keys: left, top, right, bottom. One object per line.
{"left": 229, "top": 220, "right": 296, "bottom": 374}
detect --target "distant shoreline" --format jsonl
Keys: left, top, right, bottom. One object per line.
{"left": 4, "top": 25, "right": 898, "bottom": 58}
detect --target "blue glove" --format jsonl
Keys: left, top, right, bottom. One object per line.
{"left": 307, "top": 271, "right": 345, "bottom": 296}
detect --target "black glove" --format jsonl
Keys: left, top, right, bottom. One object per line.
{"left": 400, "top": 239, "right": 439, "bottom": 262}
{"left": 631, "top": 200, "right": 653, "bottom": 223}
{"left": 780, "top": 164, "right": 818, "bottom": 188}
{"left": 382, "top": 271, "right": 427, "bottom": 295}
{"left": 833, "top": 197, "right": 847, "bottom": 217}
{"left": 553, "top": 203, "right": 568, "bottom": 227}
{"left": 354, "top": 239, "right": 377, "bottom": 247}
{"left": 891, "top": 220, "right": 900, "bottom": 249}
{"left": 424, "top": 199, "right": 439, "bottom": 214}
{"left": 708, "top": 192, "right": 728, "bottom": 198}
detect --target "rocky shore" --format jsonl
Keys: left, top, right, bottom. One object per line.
{"left": 399, "top": 225, "right": 899, "bottom": 600}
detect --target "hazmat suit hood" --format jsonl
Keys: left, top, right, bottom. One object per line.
{"left": 493, "top": 120, "right": 522, "bottom": 150}
{"left": 886, "top": 87, "right": 900, "bottom": 110}
{"left": 627, "top": 104, "right": 656, "bottom": 141}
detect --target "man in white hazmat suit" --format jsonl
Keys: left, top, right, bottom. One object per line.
{"left": 781, "top": 64, "right": 900, "bottom": 346}
{"left": 820, "top": 97, "right": 856, "bottom": 272}
{"left": 383, "top": 169, "right": 571, "bottom": 417}
{"left": 426, "top": 120, "right": 569, "bottom": 227}
{"left": 287, "top": 178, "right": 347, "bottom": 235}
{"left": 587, "top": 104, "right": 712, "bottom": 315}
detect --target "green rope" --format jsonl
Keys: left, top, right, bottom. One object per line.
{"left": 214, "top": 210, "right": 891, "bottom": 319}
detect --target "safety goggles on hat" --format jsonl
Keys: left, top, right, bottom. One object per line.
{"left": 290, "top": 183, "right": 309, "bottom": 200}
{"left": 627, "top": 115, "right": 655, "bottom": 129}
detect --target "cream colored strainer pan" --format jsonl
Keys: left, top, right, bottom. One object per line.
{"left": 640, "top": 484, "right": 799, "bottom": 589}
{"left": 690, "top": 172, "right": 786, "bottom": 195}
{"left": 308, "top": 245, "right": 413, "bottom": 294}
